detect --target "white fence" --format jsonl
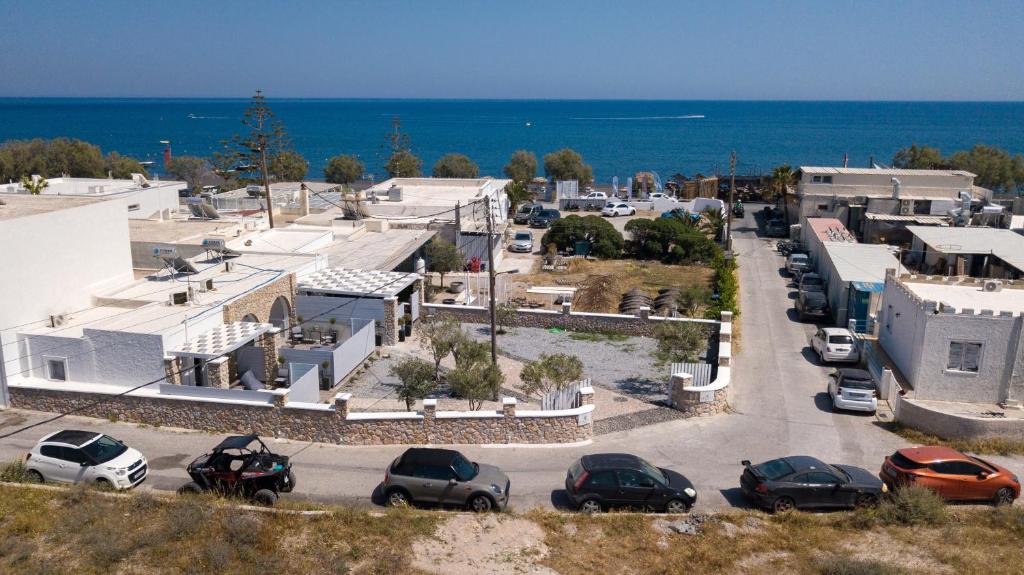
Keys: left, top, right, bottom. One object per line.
{"left": 669, "top": 362, "right": 714, "bottom": 387}
{"left": 541, "top": 379, "right": 587, "bottom": 411}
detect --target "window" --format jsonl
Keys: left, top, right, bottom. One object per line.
{"left": 947, "top": 341, "right": 982, "bottom": 373}
{"left": 930, "top": 461, "right": 985, "bottom": 476}
{"left": 811, "top": 175, "right": 833, "bottom": 184}
{"left": 794, "top": 472, "right": 838, "bottom": 484}
{"left": 60, "top": 447, "right": 90, "bottom": 465}
{"left": 585, "top": 471, "right": 617, "bottom": 488}
{"left": 40, "top": 445, "right": 62, "bottom": 459}
{"left": 817, "top": 204, "right": 830, "bottom": 211}
{"left": 127, "top": 203, "right": 140, "bottom": 212}
{"left": 413, "top": 465, "right": 453, "bottom": 481}
{"left": 44, "top": 357, "right": 67, "bottom": 381}
{"left": 616, "top": 470, "right": 655, "bottom": 488}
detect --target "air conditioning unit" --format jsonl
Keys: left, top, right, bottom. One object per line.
{"left": 224, "top": 261, "right": 236, "bottom": 272}
{"left": 853, "top": 196, "right": 867, "bottom": 206}
{"left": 899, "top": 200, "right": 913, "bottom": 216}
{"left": 984, "top": 280, "right": 1004, "bottom": 293}
{"left": 49, "top": 314, "right": 66, "bottom": 328}
{"left": 205, "top": 279, "right": 215, "bottom": 291}
{"left": 169, "top": 291, "right": 189, "bottom": 305}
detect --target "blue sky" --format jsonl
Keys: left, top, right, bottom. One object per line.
{"left": 2, "top": 0, "right": 1022, "bottom": 100}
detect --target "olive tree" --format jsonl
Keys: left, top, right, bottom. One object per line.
{"left": 389, "top": 357, "right": 436, "bottom": 411}
{"left": 503, "top": 150, "right": 537, "bottom": 183}
{"left": 432, "top": 153, "right": 479, "bottom": 178}
{"left": 426, "top": 238, "right": 465, "bottom": 287}
{"left": 418, "top": 316, "right": 463, "bottom": 381}
{"left": 520, "top": 353, "right": 584, "bottom": 399}
{"left": 543, "top": 148, "right": 593, "bottom": 186}
{"left": 324, "top": 154, "right": 364, "bottom": 184}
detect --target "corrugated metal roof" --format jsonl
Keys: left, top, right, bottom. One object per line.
{"left": 864, "top": 213, "right": 951, "bottom": 224}
{"left": 799, "top": 167, "right": 975, "bottom": 177}
{"left": 823, "top": 243, "right": 902, "bottom": 284}
{"left": 907, "top": 226, "right": 1024, "bottom": 272}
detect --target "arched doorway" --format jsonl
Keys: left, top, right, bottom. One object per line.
{"left": 241, "top": 313, "right": 259, "bottom": 323}
{"left": 269, "top": 296, "right": 291, "bottom": 330}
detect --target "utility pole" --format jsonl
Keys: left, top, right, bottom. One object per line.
{"left": 485, "top": 202, "right": 498, "bottom": 366}
{"left": 726, "top": 151, "right": 736, "bottom": 253}
{"left": 259, "top": 133, "right": 275, "bottom": 229}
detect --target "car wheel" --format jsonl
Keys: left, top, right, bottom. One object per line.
{"left": 386, "top": 488, "right": 412, "bottom": 508}
{"left": 26, "top": 469, "right": 44, "bottom": 484}
{"left": 819, "top": 350, "right": 826, "bottom": 365}
{"left": 93, "top": 478, "right": 113, "bottom": 491}
{"left": 253, "top": 489, "right": 278, "bottom": 507}
{"left": 993, "top": 487, "right": 1015, "bottom": 506}
{"left": 469, "top": 494, "right": 494, "bottom": 513}
{"left": 579, "top": 498, "right": 602, "bottom": 514}
{"left": 855, "top": 493, "right": 879, "bottom": 508}
{"left": 630, "top": 209, "right": 636, "bottom": 216}
{"left": 280, "top": 470, "right": 296, "bottom": 493}
{"left": 771, "top": 496, "right": 796, "bottom": 513}
{"left": 177, "top": 481, "right": 203, "bottom": 496}
{"left": 665, "top": 499, "right": 690, "bottom": 514}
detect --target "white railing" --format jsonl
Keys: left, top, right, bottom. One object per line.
{"left": 541, "top": 378, "right": 587, "bottom": 411}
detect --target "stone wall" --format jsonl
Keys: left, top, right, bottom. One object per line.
{"left": 666, "top": 310, "right": 732, "bottom": 416}
{"left": 222, "top": 274, "right": 297, "bottom": 326}
{"left": 9, "top": 386, "right": 595, "bottom": 446}
{"left": 425, "top": 302, "right": 719, "bottom": 338}
{"left": 895, "top": 395, "right": 1024, "bottom": 442}
{"left": 670, "top": 383, "right": 729, "bottom": 417}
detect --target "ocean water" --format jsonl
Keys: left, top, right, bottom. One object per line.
{"left": 1, "top": 98, "right": 1022, "bottom": 182}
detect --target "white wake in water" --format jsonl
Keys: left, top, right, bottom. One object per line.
{"left": 571, "top": 114, "right": 705, "bottom": 120}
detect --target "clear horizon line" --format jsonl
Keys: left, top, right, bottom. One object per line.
{"left": 0, "top": 96, "right": 1023, "bottom": 104}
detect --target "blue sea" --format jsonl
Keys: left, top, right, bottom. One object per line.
{"left": 1, "top": 99, "right": 1022, "bottom": 182}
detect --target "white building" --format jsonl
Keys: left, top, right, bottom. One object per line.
{"left": 791, "top": 167, "right": 986, "bottom": 242}
{"left": 906, "top": 226, "right": 1024, "bottom": 279}
{"left": 1, "top": 175, "right": 184, "bottom": 220}
{"left": 818, "top": 243, "right": 902, "bottom": 328}
{"left": 362, "top": 177, "right": 510, "bottom": 229}
{"left": 878, "top": 271, "right": 1024, "bottom": 407}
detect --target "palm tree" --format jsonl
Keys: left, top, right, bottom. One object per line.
{"left": 668, "top": 209, "right": 700, "bottom": 231}
{"left": 20, "top": 176, "right": 48, "bottom": 195}
{"left": 504, "top": 181, "right": 530, "bottom": 215}
{"left": 767, "top": 164, "right": 795, "bottom": 202}
{"left": 701, "top": 208, "right": 727, "bottom": 242}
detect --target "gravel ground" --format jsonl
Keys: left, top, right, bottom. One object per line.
{"left": 461, "top": 323, "right": 672, "bottom": 403}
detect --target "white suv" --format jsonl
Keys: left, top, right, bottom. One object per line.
{"left": 26, "top": 430, "right": 148, "bottom": 489}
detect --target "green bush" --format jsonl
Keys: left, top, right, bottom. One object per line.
{"left": 624, "top": 217, "right": 717, "bottom": 264}
{"left": 706, "top": 252, "right": 738, "bottom": 319}
{"left": 541, "top": 215, "right": 623, "bottom": 258}
{"left": 0, "top": 459, "right": 33, "bottom": 483}
{"left": 875, "top": 485, "right": 948, "bottom": 527}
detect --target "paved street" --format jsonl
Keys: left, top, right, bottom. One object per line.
{"left": 2, "top": 205, "right": 1022, "bottom": 511}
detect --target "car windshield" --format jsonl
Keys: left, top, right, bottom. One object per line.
{"left": 518, "top": 205, "right": 536, "bottom": 213}
{"left": 827, "top": 465, "right": 851, "bottom": 482}
{"left": 636, "top": 458, "right": 667, "bottom": 484}
{"left": 81, "top": 435, "right": 128, "bottom": 464}
{"left": 514, "top": 232, "right": 531, "bottom": 240}
{"left": 791, "top": 255, "right": 808, "bottom": 262}
{"left": 539, "top": 210, "right": 558, "bottom": 217}
{"left": 802, "top": 276, "right": 823, "bottom": 286}
{"left": 755, "top": 458, "right": 795, "bottom": 480}
{"left": 451, "top": 453, "right": 478, "bottom": 481}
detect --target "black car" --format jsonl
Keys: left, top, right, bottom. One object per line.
{"left": 529, "top": 209, "right": 561, "bottom": 228}
{"left": 740, "top": 456, "right": 885, "bottom": 512}
{"left": 795, "top": 291, "right": 829, "bottom": 321}
{"left": 179, "top": 435, "right": 295, "bottom": 506}
{"left": 565, "top": 453, "right": 696, "bottom": 513}
{"left": 766, "top": 219, "right": 788, "bottom": 237}
{"left": 513, "top": 203, "right": 544, "bottom": 225}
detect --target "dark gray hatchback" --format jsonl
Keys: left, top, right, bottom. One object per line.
{"left": 565, "top": 453, "right": 696, "bottom": 513}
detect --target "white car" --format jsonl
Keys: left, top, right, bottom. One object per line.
{"left": 26, "top": 430, "right": 148, "bottom": 489}
{"left": 811, "top": 327, "right": 859, "bottom": 363}
{"left": 601, "top": 202, "right": 636, "bottom": 217}
{"left": 828, "top": 368, "right": 878, "bottom": 413}
{"left": 582, "top": 191, "right": 607, "bottom": 200}
{"left": 648, "top": 193, "right": 676, "bottom": 201}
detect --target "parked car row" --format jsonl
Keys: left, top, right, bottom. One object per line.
{"left": 20, "top": 431, "right": 1022, "bottom": 513}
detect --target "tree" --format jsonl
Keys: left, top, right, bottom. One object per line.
{"left": 0, "top": 138, "right": 108, "bottom": 181}
{"left": 503, "top": 150, "right": 537, "bottom": 183}
{"left": 948, "top": 144, "right": 1024, "bottom": 192}
{"left": 390, "top": 357, "right": 437, "bottom": 411}
{"left": 268, "top": 150, "right": 308, "bottom": 181}
{"left": 543, "top": 148, "right": 593, "bottom": 186}
{"left": 418, "top": 316, "right": 463, "bottom": 381}
{"left": 504, "top": 181, "right": 530, "bottom": 215}
{"left": 105, "top": 152, "right": 149, "bottom": 179}
{"left": 323, "top": 154, "right": 364, "bottom": 184}
{"left": 218, "top": 90, "right": 294, "bottom": 187}
{"left": 652, "top": 321, "right": 710, "bottom": 363}
{"left": 519, "top": 353, "right": 584, "bottom": 399}
{"left": 165, "top": 156, "right": 209, "bottom": 194}
{"left": 432, "top": 153, "right": 479, "bottom": 178}
{"left": 448, "top": 337, "right": 504, "bottom": 408}
{"left": 767, "top": 164, "right": 796, "bottom": 201}
{"left": 386, "top": 149, "right": 423, "bottom": 178}
{"left": 495, "top": 302, "right": 518, "bottom": 335}
{"left": 892, "top": 144, "right": 946, "bottom": 170}
{"left": 624, "top": 217, "right": 719, "bottom": 264}
{"left": 541, "top": 215, "right": 624, "bottom": 259}
{"left": 19, "top": 175, "right": 48, "bottom": 195}
{"left": 701, "top": 208, "right": 727, "bottom": 242}
{"left": 426, "top": 238, "right": 465, "bottom": 286}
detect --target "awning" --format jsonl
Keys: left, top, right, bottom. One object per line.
{"left": 170, "top": 321, "right": 274, "bottom": 359}
{"left": 852, "top": 281, "right": 884, "bottom": 293}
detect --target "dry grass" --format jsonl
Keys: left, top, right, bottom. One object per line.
{"left": 513, "top": 259, "right": 713, "bottom": 313}
{"left": 885, "top": 422, "right": 1024, "bottom": 456}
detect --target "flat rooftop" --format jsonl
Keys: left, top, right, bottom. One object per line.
{"left": 318, "top": 227, "right": 437, "bottom": 270}
{"left": 129, "top": 218, "right": 262, "bottom": 244}
{"left": 799, "top": 167, "right": 975, "bottom": 178}
{"left": 824, "top": 243, "right": 902, "bottom": 284}
{"left": 902, "top": 277, "right": 1024, "bottom": 316}
{"left": 907, "top": 226, "right": 1024, "bottom": 272}
{"left": 2, "top": 176, "right": 184, "bottom": 197}
{"left": 365, "top": 177, "right": 509, "bottom": 207}
{"left": 19, "top": 251, "right": 320, "bottom": 339}
{"left": 217, "top": 182, "right": 340, "bottom": 209}
{"left": 0, "top": 194, "right": 103, "bottom": 221}
{"left": 806, "top": 218, "right": 853, "bottom": 243}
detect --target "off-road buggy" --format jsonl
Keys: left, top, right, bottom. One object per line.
{"left": 178, "top": 434, "right": 295, "bottom": 506}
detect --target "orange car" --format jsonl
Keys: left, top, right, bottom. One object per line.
{"left": 880, "top": 446, "right": 1020, "bottom": 505}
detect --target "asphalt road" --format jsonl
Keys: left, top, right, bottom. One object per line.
{"left": 2, "top": 205, "right": 1021, "bottom": 511}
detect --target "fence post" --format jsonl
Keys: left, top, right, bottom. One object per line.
{"left": 562, "top": 301, "right": 572, "bottom": 316}
{"left": 502, "top": 397, "right": 517, "bottom": 417}
{"left": 334, "top": 392, "right": 351, "bottom": 418}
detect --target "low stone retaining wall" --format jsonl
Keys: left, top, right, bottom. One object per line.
{"left": 9, "top": 385, "right": 595, "bottom": 446}
{"left": 424, "top": 302, "right": 719, "bottom": 337}
{"left": 667, "top": 311, "right": 732, "bottom": 417}
{"left": 895, "top": 396, "right": 1024, "bottom": 442}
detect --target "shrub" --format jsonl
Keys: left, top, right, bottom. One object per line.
{"left": 0, "top": 459, "right": 33, "bottom": 483}
{"left": 706, "top": 252, "right": 738, "bottom": 319}
{"left": 542, "top": 215, "right": 623, "bottom": 258}
{"left": 813, "top": 556, "right": 907, "bottom": 575}
{"left": 875, "top": 485, "right": 948, "bottom": 527}
{"left": 652, "top": 321, "right": 710, "bottom": 363}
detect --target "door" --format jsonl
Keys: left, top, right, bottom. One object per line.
{"left": 614, "top": 469, "right": 657, "bottom": 509}
{"left": 580, "top": 470, "right": 619, "bottom": 506}
{"left": 849, "top": 288, "right": 871, "bottom": 325}
{"left": 35, "top": 445, "right": 70, "bottom": 482}
{"left": 804, "top": 471, "right": 848, "bottom": 507}
{"left": 941, "top": 461, "right": 997, "bottom": 500}
{"left": 60, "top": 447, "right": 95, "bottom": 484}
{"left": 811, "top": 330, "right": 824, "bottom": 353}
{"left": 410, "top": 464, "right": 452, "bottom": 504}
{"left": 922, "top": 462, "right": 962, "bottom": 499}
{"left": 236, "top": 345, "right": 266, "bottom": 382}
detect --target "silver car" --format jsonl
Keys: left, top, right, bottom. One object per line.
{"left": 508, "top": 230, "right": 533, "bottom": 253}
{"left": 383, "top": 448, "right": 510, "bottom": 512}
